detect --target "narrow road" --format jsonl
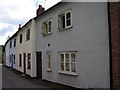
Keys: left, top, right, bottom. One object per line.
{"left": 2, "top": 65, "right": 73, "bottom": 89}
{"left": 2, "top": 66, "right": 51, "bottom": 88}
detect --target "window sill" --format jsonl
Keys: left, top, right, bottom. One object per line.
{"left": 42, "top": 32, "right": 52, "bottom": 37}
{"left": 58, "top": 71, "right": 77, "bottom": 76}
{"left": 26, "top": 39, "right": 30, "bottom": 41}
{"left": 59, "top": 25, "right": 72, "bottom": 32}
{"left": 46, "top": 69, "right": 52, "bottom": 72}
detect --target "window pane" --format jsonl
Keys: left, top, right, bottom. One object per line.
{"left": 60, "top": 54, "right": 64, "bottom": 61}
{"left": 14, "top": 55, "right": 15, "bottom": 64}
{"left": 26, "top": 29, "right": 30, "bottom": 40}
{"left": 66, "top": 12, "right": 71, "bottom": 19}
{"left": 20, "top": 34, "right": 22, "bottom": 43}
{"left": 48, "top": 21, "right": 51, "bottom": 33}
{"left": 44, "top": 22, "right": 48, "bottom": 35}
{"left": 48, "top": 53, "right": 51, "bottom": 69}
{"left": 65, "top": 53, "right": 69, "bottom": 62}
{"left": 66, "top": 62, "right": 69, "bottom": 71}
{"left": 71, "top": 53, "right": 75, "bottom": 62}
{"left": 60, "top": 14, "right": 65, "bottom": 29}
{"left": 61, "top": 62, "right": 64, "bottom": 70}
{"left": 66, "top": 19, "right": 71, "bottom": 27}
{"left": 71, "top": 63, "right": 76, "bottom": 72}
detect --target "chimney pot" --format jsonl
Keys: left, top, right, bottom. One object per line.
{"left": 39, "top": 5, "right": 42, "bottom": 8}
{"left": 36, "top": 5, "right": 45, "bottom": 16}
{"left": 19, "top": 24, "right": 21, "bottom": 30}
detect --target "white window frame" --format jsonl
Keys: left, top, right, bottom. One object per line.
{"left": 42, "top": 20, "right": 52, "bottom": 36}
{"left": 58, "top": 52, "right": 77, "bottom": 76}
{"left": 46, "top": 52, "right": 52, "bottom": 72}
{"left": 58, "top": 9, "right": 72, "bottom": 30}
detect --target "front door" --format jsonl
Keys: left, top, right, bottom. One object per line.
{"left": 36, "top": 52, "right": 42, "bottom": 78}
{"left": 23, "top": 53, "right": 26, "bottom": 74}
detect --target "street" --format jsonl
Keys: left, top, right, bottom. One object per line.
{"left": 2, "top": 65, "right": 74, "bottom": 89}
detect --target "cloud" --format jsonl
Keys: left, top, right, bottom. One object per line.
{"left": 0, "top": 0, "right": 38, "bottom": 45}
{"left": 0, "top": 0, "right": 60, "bottom": 45}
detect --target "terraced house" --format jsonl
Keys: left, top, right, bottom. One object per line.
{"left": 35, "top": 2, "right": 110, "bottom": 88}
{"left": 17, "top": 19, "right": 36, "bottom": 77}
{"left": 4, "top": 2, "right": 120, "bottom": 89}
{"left": 8, "top": 33, "right": 18, "bottom": 70}
{"left": 5, "top": 40, "right": 10, "bottom": 67}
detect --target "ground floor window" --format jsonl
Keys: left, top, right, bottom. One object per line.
{"left": 59, "top": 52, "right": 76, "bottom": 74}
{"left": 47, "top": 52, "right": 51, "bottom": 70}
{"left": 27, "top": 53, "right": 31, "bottom": 69}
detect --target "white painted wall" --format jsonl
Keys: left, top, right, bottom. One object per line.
{"left": 17, "top": 19, "right": 36, "bottom": 77}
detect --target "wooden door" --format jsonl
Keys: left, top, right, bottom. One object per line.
{"left": 36, "top": 52, "right": 42, "bottom": 78}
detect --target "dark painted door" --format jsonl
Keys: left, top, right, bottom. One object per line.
{"left": 23, "top": 53, "right": 26, "bottom": 74}
{"left": 36, "top": 52, "right": 42, "bottom": 78}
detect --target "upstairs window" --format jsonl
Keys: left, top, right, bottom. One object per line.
{"left": 42, "top": 20, "right": 52, "bottom": 36}
{"left": 10, "top": 41, "right": 12, "bottom": 48}
{"left": 20, "top": 34, "right": 22, "bottom": 44}
{"left": 27, "top": 53, "right": 31, "bottom": 69}
{"left": 14, "top": 38, "right": 16, "bottom": 47}
{"left": 26, "top": 29, "right": 30, "bottom": 41}
{"left": 58, "top": 9, "right": 72, "bottom": 30}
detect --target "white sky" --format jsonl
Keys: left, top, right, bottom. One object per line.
{"left": 0, "top": 0, "right": 61, "bottom": 45}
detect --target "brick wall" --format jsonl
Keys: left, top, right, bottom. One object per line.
{"left": 109, "top": 2, "right": 120, "bottom": 89}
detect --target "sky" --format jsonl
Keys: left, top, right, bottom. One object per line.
{"left": 0, "top": 0, "right": 61, "bottom": 45}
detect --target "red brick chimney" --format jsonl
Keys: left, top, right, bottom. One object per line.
{"left": 36, "top": 5, "right": 45, "bottom": 16}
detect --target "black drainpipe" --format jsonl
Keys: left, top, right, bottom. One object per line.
{"left": 107, "top": 2, "right": 113, "bottom": 90}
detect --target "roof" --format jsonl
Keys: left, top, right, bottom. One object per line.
{"left": 34, "top": 2, "right": 63, "bottom": 20}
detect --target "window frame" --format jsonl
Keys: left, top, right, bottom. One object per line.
{"left": 59, "top": 51, "right": 77, "bottom": 76}
{"left": 58, "top": 9, "right": 72, "bottom": 31}
{"left": 46, "top": 52, "right": 52, "bottom": 71}
{"left": 42, "top": 20, "right": 52, "bottom": 36}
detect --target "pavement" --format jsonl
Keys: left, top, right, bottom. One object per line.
{"left": 2, "top": 65, "right": 78, "bottom": 90}
{"left": 0, "top": 64, "right": 2, "bottom": 90}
